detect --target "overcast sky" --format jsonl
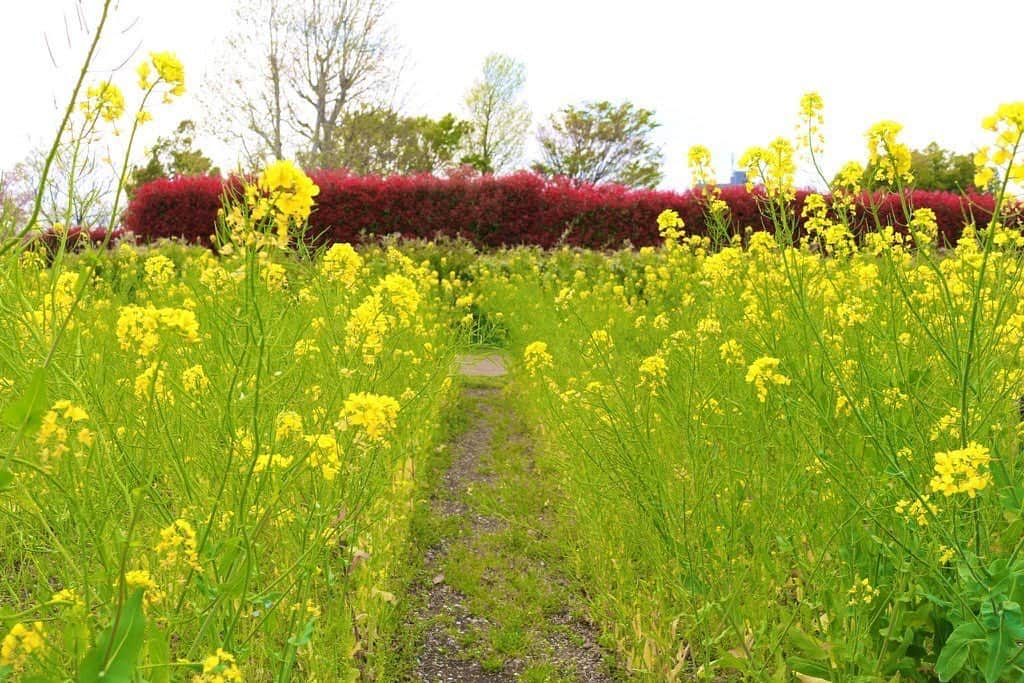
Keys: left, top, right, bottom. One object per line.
{"left": 2, "top": 0, "right": 1022, "bottom": 190}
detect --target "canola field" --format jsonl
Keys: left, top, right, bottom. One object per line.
{"left": 4, "top": 40, "right": 1024, "bottom": 681}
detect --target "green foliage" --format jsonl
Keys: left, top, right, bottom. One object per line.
{"left": 128, "top": 120, "right": 217, "bottom": 194}
{"left": 533, "top": 100, "right": 663, "bottom": 188}
{"left": 77, "top": 589, "right": 146, "bottom": 682}
{"left": 860, "top": 141, "right": 975, "bottom": 192}
{"left": 314, "top": 107, "right": 472, "bottom": 175}
{"left": 462, "top": 54, "right": 531, "bottom": 174}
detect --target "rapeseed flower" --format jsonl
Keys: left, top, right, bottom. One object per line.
{"left": 0, "top": 621, "right": 45, "bottom": 669}
{"left": 865, "top": 121, "right": 913, "bottom": 186}
{"left": 338, "top": 392, "right": 401, "bottom": 443}
{"left": 523, "top": 341, "right": 554, "bottom": 375}
{"left": 155, "top": 519, "right": 202, "bottom": 573}
{"left": 193, "top": 648, "right": 243, "bottom": 682}
{"left": 929, "top": 442, "right": 992, "bottom": 498}
{"left": 745, "top": 357, "right": 791, "bottom": 402}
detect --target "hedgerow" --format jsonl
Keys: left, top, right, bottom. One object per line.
{"left": 123, "top": 172, "right": 1004, "bottom": 249}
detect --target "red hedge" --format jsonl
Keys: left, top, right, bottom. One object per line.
{"left": 123, "top": 171, "right": 1003, "bottom": 249}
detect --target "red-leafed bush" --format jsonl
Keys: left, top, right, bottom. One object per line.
{"left": 124, "top": 175, "right": 230, "bottom": 246}
{"left": 30, "top": 225, "right": 126, "bottom": 256}
{"left": 122, "top": 171, "right": 1006, "bottom": 250}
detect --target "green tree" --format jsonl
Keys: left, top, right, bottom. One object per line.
{"left": 861, "top": 141, "right": 974, "bottom": 192}
{"left": 316, "top": 107, "right": 471, "bottom": 176}
{"left": 462, "top": 54, "right": 531, "bottom": 174}
{"left": 128, "top": 120, "right": 218, "bottom": 193}
{"left": 533, "top": 100, "right": 663, "bottom": 188}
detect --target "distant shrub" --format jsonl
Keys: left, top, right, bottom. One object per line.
{"left": 123, "top": 171, "right": 1006, "bottom": 249}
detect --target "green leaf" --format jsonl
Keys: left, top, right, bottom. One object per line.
{"left": 787, "top": 627, "right": 829, "bottom": 660}
{"left": 1, "top": 368, "right": 48, "bottom": 435}
{"left": 0, "top": 469, "right": 14, "bottom": 492}
{"left": 146, "top": 623, "right": 171, "bottom": 683}
{"left": 288, "top": 618, "right": 317, "bottom": 647}
{"left": 935, "top": 622, "right": 983, "bottom": 682}
{"left": 77, "top": 589, "right": 146, "bottom": 682}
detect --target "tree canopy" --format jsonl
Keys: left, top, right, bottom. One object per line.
{"left": 533, "top": 100, "right": 663, "bottom": 188}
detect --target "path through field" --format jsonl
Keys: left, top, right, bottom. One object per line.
{"left": 402, "top": 354, "right": 616, "bottom": 681}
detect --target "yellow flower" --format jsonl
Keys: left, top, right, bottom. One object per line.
{"left": 136, "top": 60, "right": 153, "bottom": 90}
{"left": 929, "top": 442, "right": 992, "bottom": 498}
{"left": 0, "top": 621, "right": 45, "bottom": 669}
{"left": 894, "top": 495, "right": 939, "bottom": 526}
{"left": 305, "top": 433, "right": 343, "bottom": 480}
{"left": 149, "top": 51, "right": 186, "bottom": 101}
{"left": 155, "top": 520, "right": 202, "bottom": 573}
{"left": 134, "top": 362, "right": 173, "bottom": 404}
{"left": 523, "top": 341, "right": 553, "bottom": 375}
{"left": 638, "top": 354, "right": 668, "bottom": 394}
{"left": 255, "top": 160, "right": 320, "bottom": 246}
{"left": 80, "top": 81, "right": 125, "bottom": 123}
{"left": 687, "top": 145, "right": 716, "bottom": 186}
{"left": 909, "top": 207, "right": 939, "bottom": 248}
{"left": 975, "top": 102, "right": 1024, "bottom": 190}
{"left": 797, "top": 91, "right": 826, "bottom": 155}
{"left": 274, "top": 411, "right": 304, "bottom": 441}
{"left": 338, "top": 392, "right": 401, "bottom": 444}
{"left": 739, "top": 138, "right": 796, "bottom": 200}
{"left": 193, "top": 648, "right": 243, "bottom": 682}
{"left": 745, "top": 356, "right": 791, "bottom": 402}
{"left": 181, "top": 365, "right": 211, "bottom": 394}
{"left": 49, "top": 588, "right": 84, "bottom": 607}
{"left": 847, "top": 577, "right": 880, "bottom": 606}
{"left": 116, "top": 304, "right": 201, "bottom": 357}
{"left": 865, "top": 120, "right": 913, "bottom": 186}
{"left": 321, "top": 243, "right": 363, "bottom": 285}
{"left": 124, "top": 569, "right": 165, "bottom": 607}
{"left": 345, "top": 295, "right": 388, "bottom": 364}
{"left": 373, "top": 273, "right": 421, "bottom": 324}
{"left": 719, "top": 339, "right": 745, "bottom": 366}
{"left": 144, "top": 254, "right": 176, "bottom": 287}
{"left": 656, "top": 208, "right": 685, "bottom": 245}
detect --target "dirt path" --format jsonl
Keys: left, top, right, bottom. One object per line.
{"left": 405, "top": 355, "right": 616, "bottom": 682}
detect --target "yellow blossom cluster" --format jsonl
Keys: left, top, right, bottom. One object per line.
{"left": 125, "top": 569, "right": 165, "bottom": 607}
{"left": 155, "top": 519, "right": 202, "bottom": 573}
{"left": 181, "top": 364, "right": 211, "bottom": 394}
{"left": 894, "top": 495, "right": 939, "bottom": 526}
{"left": 687, "top": 145, "right": 716, "bottom": 187}
{"left": 929, "top": 442, "right": 992, "bottom": 498}
{"left": 144, "top": 254, "right": 176, "bottom": 287}
{"left": 638, "top": 354, "right": 668, "bottom": 394}
{"left": 847, "top": 577, "right": 880, "bottom": 606}
{"left": 974, "top": 101, "right": 1024, "bottom": 190}
{"left": 865, "top": 120, "right": 913, "bottom": 186}
{"left": 321, "top": 243, "right": 364, "bottom": 286}
{"left": 79, "top": 81, "right": 125, "bottom": 123}
{"left": 523, "top": 341, "right": 554, "bottom": 375}
{"left": 739, "top": 137, "right": 796, "bottom": 201}
{"left": 0, "top": 621, "right": 45, "bottom": 669}
{"left": 116, "top": 304, "right": 201, "bottom": 357}
{"left": 745, "top": 357, "right": 791, "bottom": 402}
{"left": 305, "top": 433, "right": 344, "bottom": 480}
{"left": 37, "top": 399, "right": 93, "bottom": 460}
{"left": 339, "top": 392, "right": 401, "bottom": 444}
{"left": 193, "top": 648, "right": 243, "bottom": 682}
{"left": 137, "top": 51, "right": 186, "bottom": 103}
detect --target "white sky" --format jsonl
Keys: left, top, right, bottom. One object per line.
{"left": 2, "top": 0, "right": 1022, "bottom": 190}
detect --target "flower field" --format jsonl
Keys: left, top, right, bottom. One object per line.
{"left": 0, "top": 231, "right": 473, "bottom": 678}
{"left": 476, "top": 219, "right": 1024, "bottom": 679}
{"left": 5, "top": 16, "right": 1024, "bottom": 680}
